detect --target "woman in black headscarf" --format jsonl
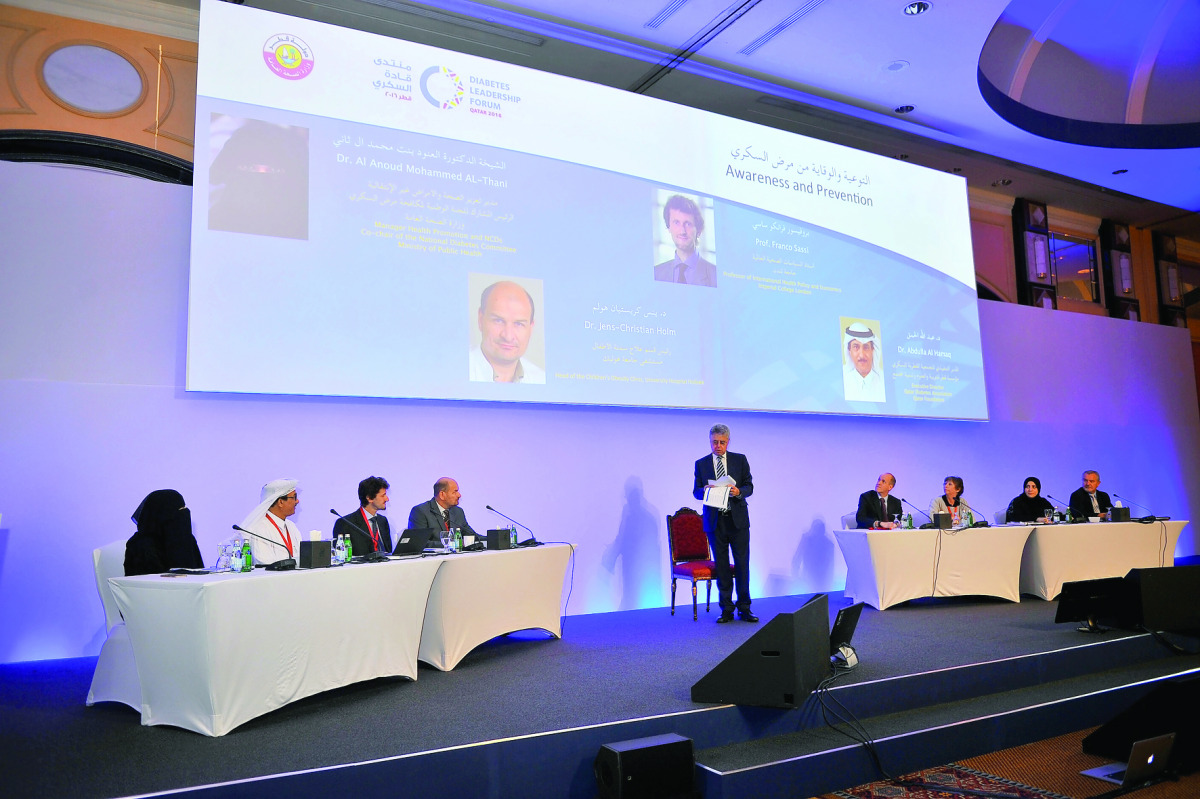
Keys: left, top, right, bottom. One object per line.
{"left": 1004, "top": 477, "right": 1054, "bottom": 523}
{"left": 124, "top": 489, "right": 204, "bottom": 576}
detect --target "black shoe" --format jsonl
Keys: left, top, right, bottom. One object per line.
{"left": 738, "top": 611, "right": 759, "bottom": 623}
{"left": 716, "top": 613, "right": 735, "bottom": 624}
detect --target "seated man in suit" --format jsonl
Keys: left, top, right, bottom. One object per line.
{"left": 1069, "top": 470, "right": 1114, "bottom": 521}
{"left": 856, "top": 472, "right": 902, "bottom": 529}
{"left": 408, "top": 477, "right": 477, "bottom": 539}
{"left": 333, "top": 475, "right": 393, "bottom": 555}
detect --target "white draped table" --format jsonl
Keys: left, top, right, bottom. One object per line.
{"left": 106, "top": 544, "right": 573, "bottom": 735}
{"left": 835, "top": 526, "right": 1033, "bottom": 610}
{"left": 109, "top": 557, "right": 441, "bottom": 736}
{"left": 1019, "top": 520, "right": 1187, "bottom": 600}
{"left": 419, "top": 543, "right": 572, "bottom": 671}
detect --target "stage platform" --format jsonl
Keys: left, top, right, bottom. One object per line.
{"left": 4, "top": 592, "right": 1198, "bottom": 799}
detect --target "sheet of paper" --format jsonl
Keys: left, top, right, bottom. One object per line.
{"left": 702, "top": 484, "right": 731, "bottom": 511}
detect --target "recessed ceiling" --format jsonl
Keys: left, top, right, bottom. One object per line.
{"left": 25, "top": 0, "right": 1200, "bottom": 237}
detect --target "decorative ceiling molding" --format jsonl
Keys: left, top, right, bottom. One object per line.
{"left": 3, "top": 0, "right": 199, "bottom": 42}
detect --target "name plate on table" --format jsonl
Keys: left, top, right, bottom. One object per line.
{"left": 299, "top": 540, "right": 332, "bottom": 569}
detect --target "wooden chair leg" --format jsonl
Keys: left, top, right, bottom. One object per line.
{"left": 691, "top": 579, "right": 698, "bottom": 620}
{"left": 671, "top": 576, "right": 676, "bottom": 615}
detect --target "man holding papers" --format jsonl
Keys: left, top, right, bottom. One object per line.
{"left": 693, "top": 424, "right": 756, "bottom": 623}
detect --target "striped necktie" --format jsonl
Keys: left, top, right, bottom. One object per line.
{"left": 716, "top": 456, "right": 726, "bottom": 479}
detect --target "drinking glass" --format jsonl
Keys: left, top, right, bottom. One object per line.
{"left": 215, "top": 543, "right": 231, "bottom": 572}
{"left": 892, "top": 513, "right": 902, "bottom": 527}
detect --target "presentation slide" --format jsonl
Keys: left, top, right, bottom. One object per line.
{"left": 187, "top": 0, "right": 987, "bottom": 420}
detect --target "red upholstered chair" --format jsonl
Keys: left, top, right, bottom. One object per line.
{"left": 667, "top": 507, "right": 717, "bottom": 620}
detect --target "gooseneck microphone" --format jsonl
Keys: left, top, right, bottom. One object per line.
{"left": 231, "top": 524, "right": 295, "bottom": 569}
{"left": 898, "top": 497, "right": 932, "bottom": 522}
{"left": 1044, "top": 494, "right": 1069, "bottom": 509}
{"left": 485, "top": 505, "right": 539, "bottom": 546}
{"left": 1111, "top": 493, "right": 1150, "bottom": 514}
{"left": 330, "top": 508, "right": 389, "bottom": 561}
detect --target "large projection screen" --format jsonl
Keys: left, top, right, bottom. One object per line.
{"left": 188, "top": 0, "right": 987, "bottom": 420}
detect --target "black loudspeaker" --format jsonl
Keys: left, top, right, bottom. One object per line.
{"left": 691, "top": 593, "right": 830, "bottom": 708}
{"left": 594, "top": 732, "right": 694, "bottom": 799}
{"left": 1125, "top": 565, "right": 1200, "bottom": 633}
{"left": 1083, "top": 676, "right": 1200, "bottom": 774}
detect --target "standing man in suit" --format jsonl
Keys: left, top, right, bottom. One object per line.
{"left": 1069, "top": 470, "right": 1113, "bottom": 521}
{"left": 409, "top": 477, "right": 478, "bottom": 539}
{"left": 856, "top": 473, "right": 902, "bottom": 529}
{"left": 653, "top": 194, "right": 717, "bottom": 287}
{"left": 333, "top": 476, "right": 393, "bottom": 555}
{"left": 693, "top": 424, "right": 756, "bottom": 623}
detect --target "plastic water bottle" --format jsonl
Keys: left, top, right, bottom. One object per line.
{"left": 453, "top": 527, "right": 463, "bottom": 552}
{"left": 231, "top": 539, "right": 244, "bottom": 572}
{"left": 241, "top": 538, "right": 252, "bottom": 572}
{"left": 510, "top": 525, "right": 518, "bottom": 547}
{"left": 335, "top": 535, "right": 346, "bottom": 565}
{"left": 344, "top": 534, "right": 353, "bottom": 562}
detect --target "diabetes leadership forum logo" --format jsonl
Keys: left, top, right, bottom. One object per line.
{"left": 421, "top": 65, "right": 465, "bottom": 109}
{"left": 263, "top": 34, "right": 314, "bottom": 80}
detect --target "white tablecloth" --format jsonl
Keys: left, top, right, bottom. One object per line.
{"left": 110, "top": 557, "right": 441, "bottom": 736}
{"left": 835, "top": 527, "right": 1033, "bottom": 610}
{"left": 419, "top": 543, "right": 572, "bottom": 670}
{"left": 1019, "top": 520, "right": 1187, "bottom": 600}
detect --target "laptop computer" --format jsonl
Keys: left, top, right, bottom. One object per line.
{"left": 829, "top": 602, "right": 865, "bottom": 656}
{"left": 392, "top": 528, "right": 436, "bottom": 556}
{"left": 1081, "top": 733, "right": 1175, "bottom": 787}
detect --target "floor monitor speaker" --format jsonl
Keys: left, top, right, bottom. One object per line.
{"left": 690, "top": 593, "right": 830, "bottom": 708}
{"left": 594, "top": 732, "right": 693, "bottom": 799}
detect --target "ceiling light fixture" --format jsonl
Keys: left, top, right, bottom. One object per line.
{"left": 897, "top": 154, "right": 910, "bottom": 160}
{"left": 1112, "top": 168, "right": 1128, "bottom": 174}
{"left": 991, "top": 178, "right": 1012, "bottom": 186}
{"left": 894, "top": 104, "right": 915, "bottom": 114}
{"left": 904, "top": 2, "right": 932, "bottom": 16}
{"left": 883, "top": 60, "right": 910, "bottom": 72}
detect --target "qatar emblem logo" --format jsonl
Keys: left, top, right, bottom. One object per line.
{"left": 263, "top": 34, "right": 314, "bottom": 80}
{"left": 420, "top": 65, "right": 465, "bottom": 109}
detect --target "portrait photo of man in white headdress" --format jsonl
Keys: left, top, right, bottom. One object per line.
{"left": 841, "top": 318, "right": 885, "bottom": 403}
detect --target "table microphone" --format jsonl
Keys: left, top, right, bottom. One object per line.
{"left": 898, "top": 497, "right": 932, "bottom": 522}
{"left": 485, "top": 505, "right": 539, "bottom": 546}
{"left": 1111, "top": 493, "right": 1151, "bottom": 514}
{"left": 231, "top": 524, "right": 295, "bottom": 569}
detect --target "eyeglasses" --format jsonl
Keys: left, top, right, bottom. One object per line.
{"left": 282, "top": 494, "right": 298, "bottom": 502}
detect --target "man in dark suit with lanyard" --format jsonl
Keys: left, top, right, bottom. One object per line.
{"left": 333, "top": 476, "right": 393, "bottom": 555}
{"left": 693, "top": 424, "right": 757, "bottom": 623}
{"left": 856, "top": 472, "right": 903, "bottom": 529}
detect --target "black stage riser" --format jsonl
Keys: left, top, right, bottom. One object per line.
{"left": 166, "top": 643, "right": 1191, "bottom": 799}
{"left": 699, "top": 670, "right": 1200, "bottom": 799}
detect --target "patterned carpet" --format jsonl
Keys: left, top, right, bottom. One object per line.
{"left": 826, "top": 764, "right": 1073, "bottom": 799}
{"left": 818, "top": 728, "right": 1197, "bottom": 799}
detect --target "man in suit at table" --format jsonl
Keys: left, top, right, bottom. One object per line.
{"left": 693, "top": 423, "right": 757, "bottom": 623}
{"left": 409, "top": 477, "right": 478, "bottom": 539}
{"left": 333, "top": 476, "right": 393, "bottom": 555}
{"left": 856, "top": 473, "right": 903, "bottom": 529}
{"left": 1069, "top": 470, "right": 1114, "bottom": 521}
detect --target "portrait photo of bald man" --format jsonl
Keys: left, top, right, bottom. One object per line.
{"left": 468, "top": 275, "right": 546, "bottom": 384}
